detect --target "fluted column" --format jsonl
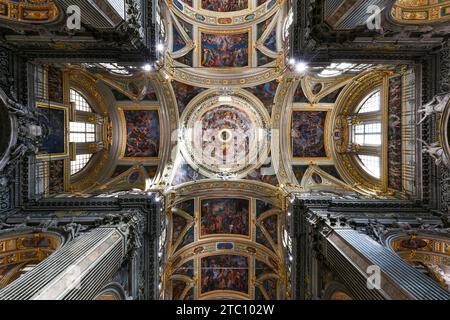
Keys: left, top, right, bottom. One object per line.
{"left": 0, "top": 226, "right": 128, "bottom": 300}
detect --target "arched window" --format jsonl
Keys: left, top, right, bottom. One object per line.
{"left": 70, "top": 89, "right": 93, "bottom": 112}
{"left": 69, "top": 122, "right": 96, "bottom": 143}
{"left": 358, "top": 91, "right": 381, "bottom": 113}
{"left": 69, "top": 88, "right": 100, "bottom": 176}
{"left": 71, "top": 154, "right": 94, "bottom": 175}
{"left": 357, "top": 155, "right": 381, "bottom": 179}
{"left": 350, "top": 89, "right": 383, "bottom": 180}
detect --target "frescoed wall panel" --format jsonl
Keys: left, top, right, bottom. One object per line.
{"left": 119, "top": 107, "right": 161, "bottom": 160}
{"left": 200, "top": 31, "right": 250, "bottom": 68}
{"left": 291, "top": 111, "right": 328, "bottom": 158}
{"left": 201, "top": 0, "right": 248, "bottom": 12}
{"left": 201, "top": 255, "right": 249, "bottom": 294}
{"left": 201, "top": 198, "right": 250, "bottom": 237}
{"left": 246, "top": 80, "right": 278, "bottom": 116}
{"left": 172, "top": 81, "right": 206, "bottom": 115}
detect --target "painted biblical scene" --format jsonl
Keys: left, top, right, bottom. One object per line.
{"left": 172, "top": 280, "right": 186, "bottom": 300}
{"left": 256, "top": 200, "right": 273, "bottom": 217}
{"left": 173, "top": 27, "right": 187, "bottom": 52}
{"left": 176, "top": 199, "right": 195, "bottom": 216}
{"left": 262, "top": 215, "right": 278, "bottom": 244}
{"left": 320, "top": 87, "right": 344, "bottom": 103}
{"left": 293, "top": 85, "right": 309, "bottom": 103}
{"left": 247, "top": 80, "right": 278, "bottom": 115}
{"left": 245, "top": 167, "right": 278, "bottom": 186}
{"left": 198, "top": 106, "right": 254, "bottom": 166}
{"left": 201, "top": 255, "right": 249, "bottom": 294}
{"left": 142, "top": 83, "right": 158, "bottom": 101}
{"left": 179, "top": 227, "right": 194, "bottom": 250}
{"left": 123, "top": 109, "right": 160, "bottom": 158}
{"left": 172, "top": 159, "right": 208, "bottom": 186}
{"left": 172, "top": 214, "right": 188, "bottom": 245}
{"left": 201, "top": 32, "right": 249, "bottom": 68}
{"left": 201, "top": 198, "right": 250, "bottom": 236}
{"left": 38, "top": 107, "right": 66, "bottom": 155}
{"left": 262, "top": 278, "right": 277, "bottom": 299}
{"left": 175, "top": 50, "right": 194, "bottom": 67}
{"left": 257, "top": 19, "right": 276, "bottom": 52}
{"left": 201, "top": 0, "right": 248, "bottom": 12}
{"left": 174, "top": 260, "right": 194, "bottom": 277}
{"left": 292, "top": 165, "right": 308, "bottom": 184}
{"left": 255, "top": 260, "right": 275, "bottom": 277}
{"left": 172, "top": 81, "right": 206, "bottom": 115}
{"left": 257, "top": 51, "right": 275, "bottom": 66}
{"left": 291, "top": 111, "right": 327, "bottom": 158}
{"left": 320, "top": 165, "right": 342, "bottom": 180}
{"left": 256, "top": 227, "right": 272, "bottom": 249}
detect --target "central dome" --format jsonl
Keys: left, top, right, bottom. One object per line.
{"left": 179, "top": 89, "right": 270, "bottom": 178}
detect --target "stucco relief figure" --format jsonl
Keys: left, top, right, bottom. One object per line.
{"left": 419, "top": 139, "right": 449, "bottom": 167}
{"left": 417, "top": 93, "right": 450, "bottom": 125}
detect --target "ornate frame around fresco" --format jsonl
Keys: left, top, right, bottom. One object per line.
{"left": 288, "top": 106, "right": 332, "bottom": 162}
{"left": 198, "top": 0, "right": 252, "bottom": 12}
{"left": 161, "top": 0, "right": 287, "bottom": 88}
{"left": 117, "top": 105, "right": 162, "bottom": 162}
{"left": 36, "top": 102, "right": 69, "bottom": 160}
{"left": 167, "top": 0, "right": 282, "bottom": 27}
{"left": 162, "top": 180, "right": 289, "bottom": 300}
{"left": 177, "top": 88, "right": 271, "bottom": 179}
{"left": 198, "top": 196, "right": 252, "bottom": 241}
{"left": 197, "top": 27, "right": 253, "bottom": 70}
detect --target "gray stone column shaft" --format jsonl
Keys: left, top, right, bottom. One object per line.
{"left": 0, "top": 227, "right": 127, "bottom": 300}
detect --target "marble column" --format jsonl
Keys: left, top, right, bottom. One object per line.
{"left": 0, "top": 226, "right": 128, "bottom": 300}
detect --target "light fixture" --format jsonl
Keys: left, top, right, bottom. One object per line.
{"left": 288, "top": 58, "right": 296, "bottom": 65}
{"left": 142, "top": 64, "right": 152, "bottom": 72}
{"left": 295, "top": 61, "right": 308, "bottom": 73}
{"left": 156, "top": 43, "right": 165, "bottom": 52}
{"left": 218, "top": 95, "right": 233, "bottom": 103}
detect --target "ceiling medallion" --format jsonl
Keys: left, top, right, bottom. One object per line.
{"left": 179, "top": 89, "right": 271, "bottom": 179}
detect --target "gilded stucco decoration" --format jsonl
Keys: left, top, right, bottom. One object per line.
{"left": 391, "top": 0, "right": 450, "bottom": 25}
{"left": 177, "top": 88, "right": 271, "bottom": 179}
{"left": 0, "top": 0, "right": 60, "bottom": 24}
{"left": 161, "top": 180, "right": 289, "bottom": 300}
{"left": 0, "top": 232, "right": 63, "bottom": 288}
{"left": 160, "top": 0, "right": 288, "bottom": 88}
{"left": 389, "top": 232, "right": 450, "bottom": 291}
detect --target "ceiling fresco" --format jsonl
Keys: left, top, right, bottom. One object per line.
{"left": 163, "top": 182, "right": 289, "bottom": 300}
{"left": 21, "top": 0, "right": 426, "bottom": 300}
{"left": 162, "top": 0, "right": 288, "bottom": 87}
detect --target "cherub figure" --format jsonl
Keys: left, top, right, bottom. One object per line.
{"left": 417, "top": 93, "right": 450, "bottom": 125}
{"left": 419, "top": 139, "right": 449, "bottom": 167}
